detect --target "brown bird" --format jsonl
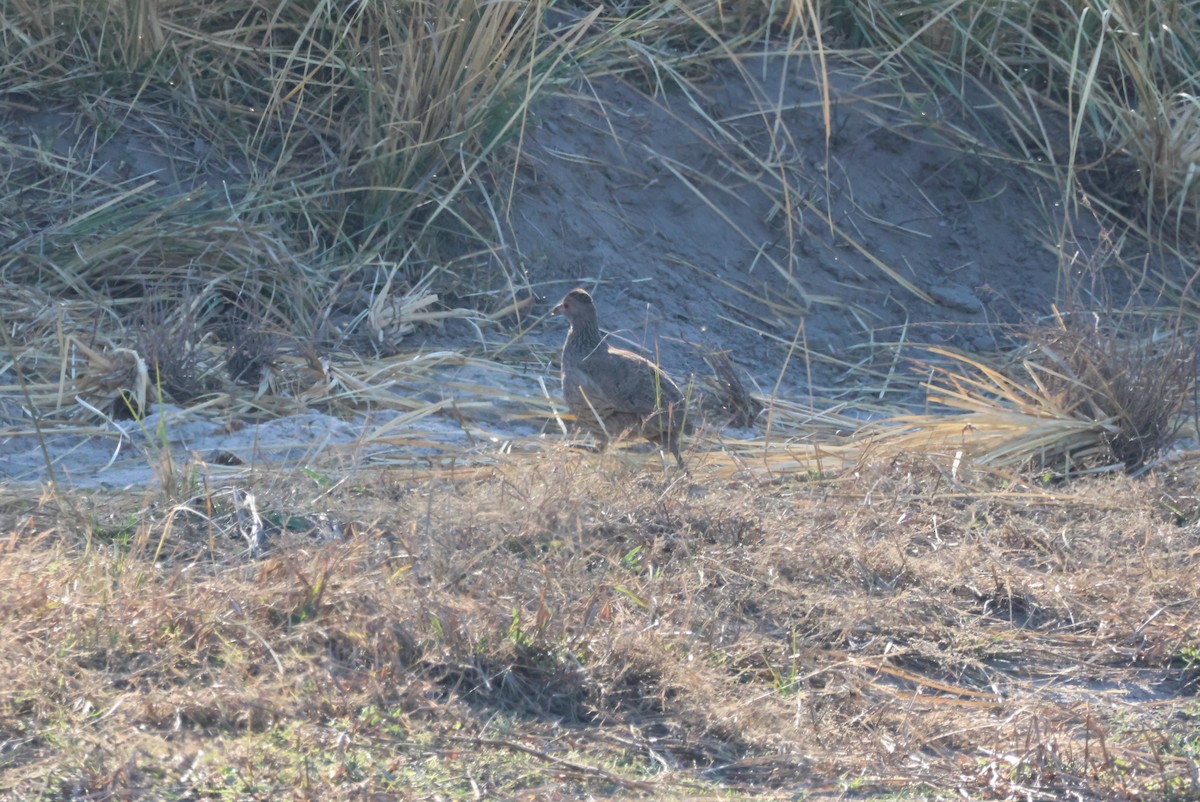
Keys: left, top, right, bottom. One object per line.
{"left": 551, "top": 288, "right": 689, "bottom": 467}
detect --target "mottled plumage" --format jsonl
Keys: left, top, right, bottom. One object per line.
{"left": 551, "top": 288, "right": 688, "bottom": 466}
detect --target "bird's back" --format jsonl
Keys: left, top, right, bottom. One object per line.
{"left": 563, "top": 339, "right": 688, "bottom": 450}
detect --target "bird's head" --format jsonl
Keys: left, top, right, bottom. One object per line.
{"left": 551, "top": 288, "right": 595, "bottom": 323}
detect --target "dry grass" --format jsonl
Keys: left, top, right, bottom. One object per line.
{"left": 830, "top": 0, "right": 1200, "bottom": 249}
{"left": 1021, "top": 309, "right": 1197, "bottom": 471}
{"left": 0, "top": 457, "right": 1197, "bottom": 799}
{"left": 862, "top": 305, "right": 1198, "bottom": 480}
{"left": 0, "top": 0, "right": 579, "bottom": 368}
{"left": 3, "top": 1, "right": 1200, "bottom": 798}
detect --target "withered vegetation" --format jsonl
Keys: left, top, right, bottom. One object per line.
{"left": 0, "top": 455, "right": 1197, "bottom": 799}
{"left": 2, "top": 0, "right": 1200, "bottom": 799}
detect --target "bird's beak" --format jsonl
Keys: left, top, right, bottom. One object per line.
{"left": 550, "top": 303, "right": 565, "bottom": 316}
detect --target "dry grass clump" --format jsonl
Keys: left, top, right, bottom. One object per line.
{"left": 864, "top": 304, "right": 1197, "bottom": 478}
{"left": 699, "top": 347, "right": 764, "bottom": 428}
{"left": 2, "top": 0, "right": 552, "bottom": 240}
{"left": 830, "top": 0, "right": 1200, "bottom": 246}
{"left": 564, "top": 0, "right": 805, "bottom": 82}
{"left": 1022, "top": 309, "right": 1197, "bottom": 470}
{"left": 129, "top": 299, "right": 224, "bottom": 410}
{"left": 0, "top": 0, "right": 580, "bottom": 376}
{"left": 0, "top": 455, "right": 1197, "bottom": 798}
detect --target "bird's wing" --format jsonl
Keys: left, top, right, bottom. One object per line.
{"left": 574, "top": 365, "right": 624, "bottom": 413}
{"left": 597, "top": 349, "right": 682, "bottom": 415}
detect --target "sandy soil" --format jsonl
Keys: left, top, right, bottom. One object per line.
{"left": 511, "top": 57, "right": 1077, "bottom": 389}
{"left": 1, "top": 55, "right": 1104, "bottom": 487}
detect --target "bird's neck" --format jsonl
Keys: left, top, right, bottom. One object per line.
{"left": 567, "top": 317, "right": 604, "bottom": 355}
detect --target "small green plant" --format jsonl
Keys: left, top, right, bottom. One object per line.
{"left": 506, "top": 608, "right": 534, "bottom": 649}
{"left": 1176, "top": 643, "right": 1200, "bottom": 672}
{"left": 764, "top": 632, "right": 804, "bottom": 697}
{"left": 620, "top": 545, "right": 644, "bottom": 574}
{"left": 89, "top": 514, "right": 137, "bottom": 546}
